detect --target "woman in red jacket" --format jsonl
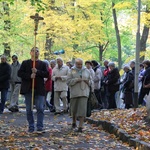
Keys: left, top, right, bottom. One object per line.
{"left": 43, "top": 60, "right": 53, "bottom": 112}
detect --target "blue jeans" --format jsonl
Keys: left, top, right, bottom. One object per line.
{"left": 0, "top": 89, "right": 8, "bottom": 113}
{"left": 24, "top": 92, "right": 45, "bottom": 131}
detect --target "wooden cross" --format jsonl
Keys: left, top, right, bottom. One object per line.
{"left": 30, "top": 13, "right": 44, "bottom": 110}
{"left": 30, "top": 13, "right": 44, "bottom": 34}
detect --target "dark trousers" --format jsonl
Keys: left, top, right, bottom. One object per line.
{"left": 94, "top": 89, "right": 102, "bottom": 105}
{"left": 101, "top": 85, "right": 108, "bottom": 109}
{"left": 67, "top": 88, "right": 70, "bottom": 104}
{"left": 0, "top": 89, "right": 8, "bottom": 113}
{"left": 138, "top": 88, "right": 148, "bottom": 105}
{"left": 107, "top": 91, "right": 117, "bottom": 109}
{"left": 50, "top": 81, "right": 54, "bottom": 106}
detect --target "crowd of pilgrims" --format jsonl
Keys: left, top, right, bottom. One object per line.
{"left": 1, "top": 56, "right": 150, "bottom": 113}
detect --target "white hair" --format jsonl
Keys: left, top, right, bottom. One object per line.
{"left": 56, "top": 57, "right": 63, "bottom": 63}
{"left": 1, "top": 55, "right": 7, "bottom": 59}
{"left": 75, "top": 58, "right": 84, "bottom": 64}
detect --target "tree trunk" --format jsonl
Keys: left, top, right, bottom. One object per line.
{"left": 98, "top": 41, "right": 109, "bottom": 62}
{"left": 71, "top": 0, "right": 79, "bottom": 51}
{"left": 99, "top": 44, "right": 103, "bottom": 62}
{"left": 140, "top": 6, "right": 150, "bottom": 63}
{"left": 140, "top": 25, "right": 149, "bottom": 62}
{"left": 112, "top": 2, "right": 122, "bottom": 70}
{"left": 146, "top": 93, "right": 150, "bottom": 120}
{"left": 3, "top": 2, "right": 11, "bottom": 59}
{"left": 45, "top": 33, "right": 53, "bottom": 60}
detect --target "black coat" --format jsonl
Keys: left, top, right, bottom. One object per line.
{"left": 106, "top": 68, "right": 120, "bottom": 92}
{"left": 122, "top": 70, "right": 134, "bottom": 92}
{"left": 0, "top": 62, "right": 11, "bottom": 90}
{"left": 141, "top": 67, "right": 150, "bottom": 94}
{"left": 122, "top": 70, "right": 134, "bottom": 105}
{"left": 18, "top": 59, "right": 49, "bottom": 96}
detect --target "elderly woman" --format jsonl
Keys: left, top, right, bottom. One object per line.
{"left": 91, "top": 60, "right": 103, "bottom": 108}
{"left": 103, "top": 62, "right": 120, "bottom": 109}
{"left": 67, "top": 58, "right": 91, "bottom": 132}
{"left": 122, "top": 65, "right": 134, "bottom": 109}
{"left": 43, "top": 60, "right": 53, "bottom": 111}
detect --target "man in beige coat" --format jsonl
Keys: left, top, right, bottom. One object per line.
{"left": 52, "top": 58, "right": 69, "bottom": 114}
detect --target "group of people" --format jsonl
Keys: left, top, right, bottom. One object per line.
{"left": 0, "top": 47, "right": 150, "bottom": 133}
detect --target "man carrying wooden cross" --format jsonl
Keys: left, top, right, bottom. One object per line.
{"left": 18, "top": 47, "right": 49, "bottom": 133}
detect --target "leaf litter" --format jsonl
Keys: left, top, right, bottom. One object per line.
{"left": 0, "top": 109, "right": 135, "bottom": 150}
{"left": 90, "top": 107, "right": 150, "bottom": 144}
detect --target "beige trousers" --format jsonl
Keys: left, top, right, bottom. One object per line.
{"left": 54, "top": 91, "right": 68, "bottom": 112}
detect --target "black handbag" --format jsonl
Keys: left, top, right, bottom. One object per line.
{"left": 86, "top": 98, "right": 91, "bottom": 117}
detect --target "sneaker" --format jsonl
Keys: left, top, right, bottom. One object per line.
{"left": 8, "top": 106, "right": 19, "bottom": 112}
{"left": 28, "top": 129, "right": 34, "bottom": 133}
{"left": 36, "top": 128, "right": 45, "bottom": 133}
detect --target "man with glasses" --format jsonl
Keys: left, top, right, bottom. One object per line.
{"left": 18, "top": 47, "right": 49, "bottom": 133}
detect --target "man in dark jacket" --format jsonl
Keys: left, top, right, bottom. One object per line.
{"left": 104, "top": 62, "right": 120, "bottom": 109}
{"left": 138, "top": 60, "right": 150, "bottom": 105}
{"left": 0, "top": 55, "right": 11, "bottom": 114}
{"left": 18, "top": 47, "right": 49, "bottom": 133}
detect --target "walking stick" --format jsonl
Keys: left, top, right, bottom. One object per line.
{"left": 30, "top": 13, "right": 44, "bottom": 110}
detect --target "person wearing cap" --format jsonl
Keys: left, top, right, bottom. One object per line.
{"left": 8, "top": 55, "right": 21, "bottom": 112}
{"left": 0, "top": 55, "right": 11, "bottom": 114}
{"left": 18, "top": 47, "right": 49, "bottom": 133}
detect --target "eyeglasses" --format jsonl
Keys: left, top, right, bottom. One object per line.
{"left": 31, "top": 50, "right": 39, "bottom": 53}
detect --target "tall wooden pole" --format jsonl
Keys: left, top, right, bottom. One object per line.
{"left": 30, "top": 13, "right": 44, "bottom": 110}
{"left": 134, "top": 0, "right": 141, "bottom": 108}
